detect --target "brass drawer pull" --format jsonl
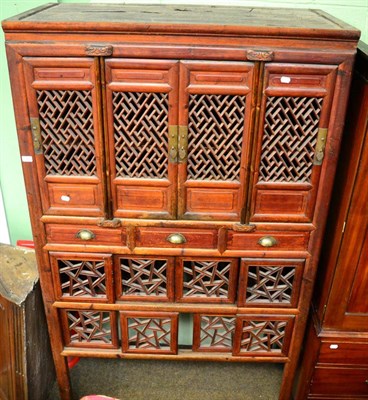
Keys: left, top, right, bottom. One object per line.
{"left": 75, "top": 229, "right": 95, "bottom": 241}
{"left": 258, "top": 236, "right": 277, "bottom": 247}
{"left": 166, "top": 233, "right": 186, "bottom": 244}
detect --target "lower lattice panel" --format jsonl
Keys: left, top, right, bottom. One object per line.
{"left": 233, "top": 315, "right": 294, "bottom": 356}
{"left": 193, "top": 315, "right": 235, "bottom": 352}
{"left": 120, "top": 312, "right": 178, "bottom": 354}
{"left": 61, "top": 309, "right": 118, "bottom": 349}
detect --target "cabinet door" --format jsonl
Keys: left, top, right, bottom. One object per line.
{"left": 23, "top": 58, "right": 106, "bottom": 216}
{"left": 105, "top": 59, "right": 179, "bottom": 219}
{"left": 250, "top": 64, "right": 337, "bottom": 222}
{"left": 178, "top": 61, "right": 255, "bottom": 221}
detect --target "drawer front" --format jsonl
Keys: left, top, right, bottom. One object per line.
{"left": 46, "top": 224, "right": 125, "bottom": 246}
{"left": 310, "top": 367, "right": 368, "bottom": 396}
{"left": 319, "top": 341, "right": 368, "bottom": 366}
{"left": 136, "top": 227, "right": 218, "bottom": 249}
{"left": 227, "top": 231, "right": 309, "bottom": 251}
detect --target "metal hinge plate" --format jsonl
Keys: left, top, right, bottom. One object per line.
{"left": 178, "top": 125, "right": 188, "bottom": 163}
{"left": 168, "top": 125, "right": 178, "bottom": 163}
{"left": 314, "top": 128, "right": 328, "bottom": 165}
{"left": 30, "top": 117, "right": 42, "bottom": 154}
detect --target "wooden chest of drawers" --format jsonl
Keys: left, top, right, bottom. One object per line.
{"left": 2, "top": 4, "right": 360, "bottom": 400}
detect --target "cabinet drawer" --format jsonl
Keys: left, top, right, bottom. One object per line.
{"left": 319, "top": 342, "right": 368, "bottom": 366}
{"left": 46, "top": 224, "right": 125, "bottom": 246}
{"left": 136, "top": 227, "right": 218, "bottom": 249}
{"left": 227, "top": 231, "right": 309, "bottom": 251}
{"left": 310, "top": 367, "right": 368, "bottom": 396}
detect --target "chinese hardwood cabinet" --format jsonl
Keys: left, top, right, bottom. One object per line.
{"left": 2, "top": 4, "right": 360, "bottom": 400}
{"left": 294, "top": 42, "right": 368, "bottom": 399}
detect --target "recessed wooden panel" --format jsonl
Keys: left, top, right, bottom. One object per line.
{"left": 136, "top": 227, "right": 218, "bottom": 249}
{"left": 115, "top": 256, "right": 174, "bottom": 302}
{"left": 116, "top": 185, "right": 168, "bottom": 211}
{"left": 45, "top": 224, "right": 124, "bottom": 246}
{"left": 120, "top": 311, "right": 178, "bottom": 354}
{"left": 50, "top": 252, "right": 113, "bottom": 303}
{"left": 226, "top": 231, "right": 309, "bottom": 252}
{"left": 186, "top": 187, "right": 239, "bottom": 212}
{"left": 238, "top": 258, "right": 304, "bottom": 308}
{"left": 252, "top": 187, "right": 312, "bottom": 222}
{"left": 310, "top": 367, "right": 368, "bottom": 396}
{"left": 175, "top": 258, "right": 238, "bottom": 304}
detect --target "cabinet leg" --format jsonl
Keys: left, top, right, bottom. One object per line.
{"left": 44, "top": 304, "right": 72, "bottom": 400}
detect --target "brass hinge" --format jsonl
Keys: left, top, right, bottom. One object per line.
{"left": 168, "top": 125, "right": 178, "bottom": 163}
{"left": 314, "top": 128, "right": 328, "bottom": 165}
{"left": 178, "top": 125, "right": 188, "bottom": 163}
{"left": 30, "top": 117, "right": 42, "bottom": 154}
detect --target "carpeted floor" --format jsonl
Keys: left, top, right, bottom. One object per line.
{"left": 48, "top": 358, "right": 283, "bottom": 400}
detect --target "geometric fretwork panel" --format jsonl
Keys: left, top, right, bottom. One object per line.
{"left": 259, "top": 96, "right": 323, "bottom": 183}
{"left": 65, "top": 310, "right": 114, "bottom": 346}
{"left": 122, "top": 313, "right": 178, "bottom": 354}
{"left": 239, "top": 319, "right": 288, "bottom": 354}
{"left": 246, "top": 266, "right": 296, "bottom": 305}
{"left": 58, "top": 259, "right": 107, "bottom": 299}
{"left": 113, "top": 92, "right": 169, "bottom": 179}
{"left": 181, "top": 260, "right": 234, "bottom": 301}
{"left": 197, "top": 315, "right": 235, "bottom": 351}
{"left": 187, "top": 94, "right": 246, "bottom": 181}
{"left": 118, "top": 258, "right": 171, "bottom": 300}
{"left": 37, "top": 90, "right": 96, "bottom": 176}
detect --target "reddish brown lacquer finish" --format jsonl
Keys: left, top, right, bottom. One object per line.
{"left": 294, "top": 44, "right": 367, "bottom": 399}
{"left": 2, "top": 4, "right": 360, "bottom": 400}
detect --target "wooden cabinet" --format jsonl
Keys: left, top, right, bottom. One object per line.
{"left": 2, "top": 4, "right": 360, "bottom": 400}
{"left": 294, "top": 43, "right": 368, "bottom": 399}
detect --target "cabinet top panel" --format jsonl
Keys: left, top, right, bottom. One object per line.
{"left": 2, "top": 3, "right": 360, "bottom": 41}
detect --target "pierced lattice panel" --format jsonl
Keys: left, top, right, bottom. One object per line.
{"left": 113, "top": 92, "right": 169, "bottom": 179}
{"left": 119, "top": 258, "right": 169, "bottom": 299}
{"left": 66, "top": 310, "right": 113, "bottom": 346}
{"left": 182, "top": 260, "right": 233, "bottom": 300}
{"left": 239, "top": 319, "right": 288, "bottom": 354}
{"left": 259, "top": 96, "right": 323, "bottom": 182}
{"left": 246, "top": 265, "right": 296, "bottom": 305}
{"left": 36, "top": 90, "right": 96, "bottom": 176}
{"left": 126, "top": 316, "right": 173, "bottom": 352}
{"left": 198, "top": 315, "right": 235, "bottom": 351}
{"left": 58, "top": 259, "right": 107, "bottom": 299}
{"left": 187, "top": 94, "right": 246, "bottom": 181}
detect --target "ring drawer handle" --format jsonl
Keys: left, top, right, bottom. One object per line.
{"left": 166, "top": 233, "right": 186, "bottom": 244}
{"left": 258, "top": 236, "right": 277, "bottom": 247}
{"left": 75, "top": 229, "right": 95, "bottom": 241}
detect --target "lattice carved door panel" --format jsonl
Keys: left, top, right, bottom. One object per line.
{"left": 238, "top": 259, "right": 304, "bottom": 308}
{"left": 115, "top": 256, "right": 174, "bottom": 302}
{"left": 175, "top": 258, "right": 238, "bottom": 304}
{"left": 193, "top": 314, "right": 236, "bottom": 352}
{"left": 50, "top": 252, "right": 113, "bottom": 303}
{"left": 105, "top": 59, "right": 179, "bottom": 219}
{"left": 120, "top": 311, "right": 178, "bottom": 354}
{"left": 61, "top": 309, "right": 118, "bottom": 349}
{"left": 233, "top": 315, "right": 294, "bottom": 357}
{"left": 23, "top": 58, "right": 106, "bottom": 216}
{"left": 250, "top": 64, "right": 337, "bottom": 222}
{"left": 178, "top": 61, "right": 255, "bottom": 221}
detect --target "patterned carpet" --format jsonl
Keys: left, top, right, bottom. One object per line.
{"left": 48, "top": 358, "right": 283, "bottom": 400}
